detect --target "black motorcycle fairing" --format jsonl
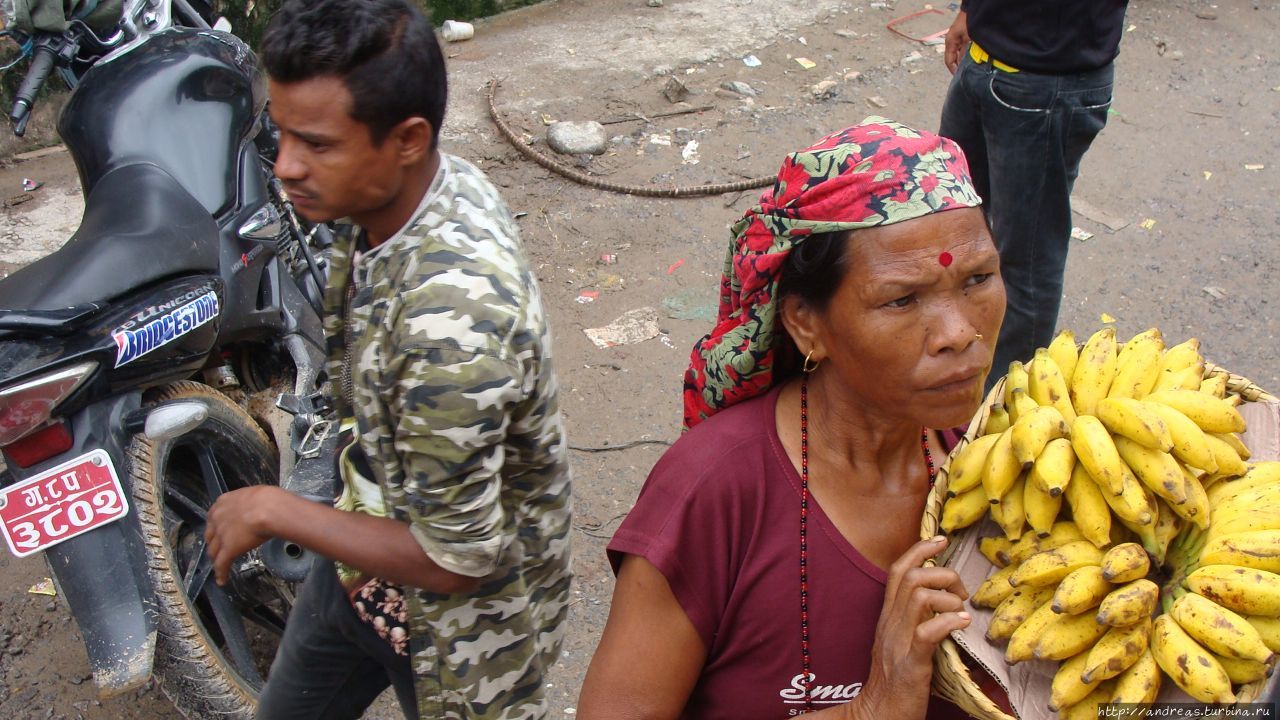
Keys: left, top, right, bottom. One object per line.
{"left": 26, "top": 393, "right": 159, "bottom": 697}
{"left": 0, "top": 163, "right": 219, "bottom": 312}
{"left": 0, "top": 277, "right": 223, "bottom": 414}
{"left": 59, "top": 28, "right": 266, "bottom": 217}
{"left": 0, "top": 303, "right": 107, "bottom": 335}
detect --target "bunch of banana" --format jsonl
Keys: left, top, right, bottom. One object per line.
{"left": 935, "top": 323, "right": 1280, "bottom": 714}
{"left": 940, "top": 326, "right": 1250, "bottom": 551}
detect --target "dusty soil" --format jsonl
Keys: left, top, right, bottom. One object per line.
{"left": 0, "top": 0, "right": 1278, "bottom": 717}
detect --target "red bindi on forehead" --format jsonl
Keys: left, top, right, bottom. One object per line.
{"left": 938, "top": 251, "right": 953, "bottom": 267}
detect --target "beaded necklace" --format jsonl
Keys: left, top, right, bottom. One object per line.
{"left": 797, "top": 377, "right": 936, "bottom": 712}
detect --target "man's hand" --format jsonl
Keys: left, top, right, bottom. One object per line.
{"left": 205, "top": 485, "right": 289, "bottom": 586}
{"left": 944, "top": 10, "right": 970, "bottom": 75}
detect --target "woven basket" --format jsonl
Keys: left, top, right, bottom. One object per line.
{"left": 920, "top": 367, "right": 1277, "bottom": 720}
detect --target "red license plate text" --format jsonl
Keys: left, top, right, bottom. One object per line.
{"left": 0, "top": 449, "right": 129, "bottom": 558}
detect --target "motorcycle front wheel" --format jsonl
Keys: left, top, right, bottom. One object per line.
{"left": 128, "top": 381, "right": 291, "bottom": 718}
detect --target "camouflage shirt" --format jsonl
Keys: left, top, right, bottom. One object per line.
{"left": 321, "top": 153, "right": 572, "bottom": 719}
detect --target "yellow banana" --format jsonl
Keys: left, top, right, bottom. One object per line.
{"left": 1150, "top": 614, "right": 1237, "bottom": 703}
{"left": 944, "top": 433, "right": 1001, "bottom": 497}
{"left": 939, "top": 483, "right": 989, "bottom": 534}
{"left": 1007, "top": 388, "right": 1040, "bottom": 425}
{"left": 1065, "top": 464, "right": 1112, "bottom": 548}
{"left": 1010, "top": 405, "right": 1070, "bottom": 469}
{"left": 1201, "top": 373, "right": 1228, "bottom": 398}
{"left": 1204, "top": 432, "right": 1248, "bottom": 478}
{"left": 978, "top": 535, "right": 1013, "bottom": 568}
{"left": 1004, "top": 361, "right": 1031, "bottom": 420}
{"left": 1071, "top": 415, "right": 1128, "bottom": 496}
{"left": 1070, "top": 326, "right": 1118, "bottom": 416}
{"left": 986, "top": 585, "right": 1056, "bottom": 643}
{"left": 1188, "top": 565, "right": 1280, "bottom": 617}
{"left": 1207, "top": 463, "right": 1280, "bottom": 508}
{"left": 1096, "top": 579, "right": 1159, "bottom": 627}
{"left": 1117, "top": 328, "right": 1163, "bottom": 363}
{"left": 1029, "top": 437, "right": 1075, "bottom": 497}
{"left": 1028, "top": 348, "right": 1077, "bottom": 424}
{"left": 971, "top": 562, "right": 1019, "bottom": 609}
{"left": 1006, "top": 599, "right": 1059, "bottom": 663}
{"left": 1109, "top": 648, "right": 1162, "bottom": 705}
{"left": 1153, "top": 364, "right": 1206, "bottom": 393}
{"left": 1113, "top": 436, "right": 1190, "bottom": 507}
{"left": 1160, "top": 337, "right": 1203, "bottom": 375}
{"left": 1048, "top": 650, "right": 1102, "bottom": 712}
{"left": 1082, "top": 617, "right": 1152, "bottom": 682}
{"left": 991, "top": 473, "right": 1027, "bottom": 541}
{"left": 1103, "top": 470, "right": 1157, "bottom": 527}
{"left": 1210, "top": 507, "right": 1280, "bottom": 545}
{"left": 1006, "top": 521, "right": 1087, "bottom": 564}
{"left": 1207, "top": 481, "right": 1280, "bottom": 520}
{"left": 1058, "top": 681, "right": 1116, "bottom": 720}
{"left": 1109, "top": 329, "right": 1165, "bottom": 400}
{"left": 1145, "top": 401, "right": 1218, "bottom": 473}
{"left": 1146, "top": 389, "right": 1247, "bottom": 434}
{"left": 984, "top": 402, "right": 1011, "bottom": 435}
{"left": 1201, "top": 472, "right": 1232, "bottom": 493}
{"left": 1048, "top": 328, "right": 1079, "bottom": 385}
{"left": 1246, "top": 616, "right": 1280, "bottom": 653}
{"left": 1023, "top": 474, "right": 1062, "bottom": 538}
{"left": 1151, "top": 498, "right": 1184, "bottom": 565}
{"left": 1170, "top": 592, "right": 1275, "bottom": 664}
{"left": 1201, "top": 530, "right": 1280, "bottom": 575}
{"left": 1097, "top": 397, "right": 1173, "bottom": 452}
{"left": 1213, "top": 653, "right": 1270, "bottom": 684}
{"left": 982, "top": 428, "right": 1021, "bottom": 504}
{"left": 1212, "top": 431, "right": 1252, "bottom": 461}
{"left": 1035, "top": 607, "right": 1112, "bottom": 661}
{"left": 1011, "top": 540, "right": 1104, "bottom": 588}
{"left": 1101, "top": 542, "right": 1150, "bottom": 584}
{"left": 1053, "top": 565, "right": 1114, "bottom": 615}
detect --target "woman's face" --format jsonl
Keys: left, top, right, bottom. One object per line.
{"left": 790, "top": 207, "right": 1005, "bottom": 429}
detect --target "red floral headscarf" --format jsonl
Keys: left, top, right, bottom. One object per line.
{"left": 682, "top": 117, "right": 982, "bottom": 429}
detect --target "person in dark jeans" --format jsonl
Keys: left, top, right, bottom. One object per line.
{"left": 939, "top": 0, "right": 1129, "bottom": 386}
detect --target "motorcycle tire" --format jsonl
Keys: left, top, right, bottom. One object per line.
{"left": 127, "top": 381, "right": 287, "bottom": 718}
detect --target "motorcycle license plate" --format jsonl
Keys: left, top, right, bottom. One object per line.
{"left": 0, "top": 450, "right": 129, "bottom": 558}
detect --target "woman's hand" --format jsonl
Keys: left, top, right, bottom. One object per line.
{"left": 852, "top": 536, "right": 971, "bottom": 720}
{"left": 943, "top": 10, "right": 969, "bottom": 74}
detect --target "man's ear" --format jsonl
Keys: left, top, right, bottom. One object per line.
{"left": 392, "top": 117, "right": 433, "bottom": 166}
{"left": 779, "top": 294, "right": 825, "bottom": 362}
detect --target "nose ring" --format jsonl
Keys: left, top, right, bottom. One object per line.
{"left": 975, "top": 333, "right": 984, "bottom": 341}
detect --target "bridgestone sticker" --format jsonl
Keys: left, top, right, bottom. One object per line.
{"left": 112, "top": 291, "right": 220, "bottom": 367}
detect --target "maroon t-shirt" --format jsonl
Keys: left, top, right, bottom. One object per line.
{"left": 608, "top": 385, "right": 972, "bottom": 719}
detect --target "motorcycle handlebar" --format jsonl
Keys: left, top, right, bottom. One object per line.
{"left": 10, "top": 39, "right": 58, "bottom": 137}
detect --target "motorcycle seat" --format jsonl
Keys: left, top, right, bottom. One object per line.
{"left": 0, "top": 163, "right": 220, "bottom": 312}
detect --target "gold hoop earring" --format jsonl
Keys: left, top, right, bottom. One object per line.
{"left": 802, "top": 350, "right": 822, "bottom": 374}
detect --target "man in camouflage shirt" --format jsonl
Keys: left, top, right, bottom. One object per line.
{"left": 203, "top": 0, "right": 571, "bottom": 717}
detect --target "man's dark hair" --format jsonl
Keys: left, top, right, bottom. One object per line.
{"left": 261, "top": 0, "right": 446, "bottom": 147}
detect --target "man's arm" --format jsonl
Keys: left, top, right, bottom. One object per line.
{"left": 205, "top": 485, "right": 480, "bottom": 593}
{"left": 944, "top": 9, "right": 970, "bottom": 75}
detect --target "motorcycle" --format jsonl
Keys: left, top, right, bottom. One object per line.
{"left": 0, "top": 0, "right": 334, "bottom": 715}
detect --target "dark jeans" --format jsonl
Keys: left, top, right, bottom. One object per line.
{"left": 257, "top": 559, "right": 418, "bottom": 719}
{"left": 940, "top": 50, "right": 1114, "bottom": 388}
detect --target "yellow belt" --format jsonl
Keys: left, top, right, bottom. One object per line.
{"left": 969, "top": 41, "right": 1020, "bottom": 73}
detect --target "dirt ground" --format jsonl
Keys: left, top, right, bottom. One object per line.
{"left": 0, "top": 0, "right": 1278, "bottom": 717}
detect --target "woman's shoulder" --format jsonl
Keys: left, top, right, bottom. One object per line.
{"left": 657, "top": 390, "right": 782, "bottom": 483}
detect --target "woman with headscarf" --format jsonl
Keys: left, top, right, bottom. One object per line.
{"left": 577, "top": 118, "right": 1007, "bottom": 719}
